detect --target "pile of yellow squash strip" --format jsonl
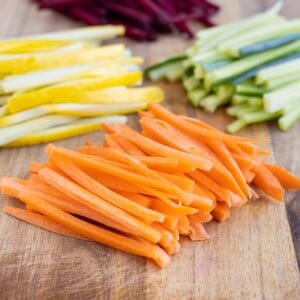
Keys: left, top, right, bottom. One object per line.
{"left": 0, "top": 26, "right": 164, "bottom": 147}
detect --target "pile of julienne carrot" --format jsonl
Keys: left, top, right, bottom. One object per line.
{"left": 34, "top": 0, "right": 220, "bottom": 41}
{"left": 1, "top": 104, "right": 300, "bottom": 268}
{"left": 0, "top": 26, "right": 164, "bottom": 147}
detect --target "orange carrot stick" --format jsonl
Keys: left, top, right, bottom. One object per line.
{"left": 211, "top": 202, "right": 231, "bottom": 222}
{"left": 26, "top": 175, "right": 146, "bottom": 236}
{"left": 140, "top": 116, "right": 245, "bottom": 196}
{"left": 241, "top": 168, "right": 255, "bottom": 184}
{"left": 150, "top": 197, "right": 197, "bottom": 216}
{"left": 79, "top": 145, "right": 180, "bottom": 170}
{"left": 263, "top": 163, "right": 300, "bottom": 189}
{"left": 207, "top": 140, "right": 249, "bottom": 197}
{"left": 189, "top": 211, "right": 213, "bottom": 223}
{"left": 3, "top": 205, "right": 87, "bottom": 240}
{"left": 46, "top": 144, "right": 191, "bottom": 202}
{"left": 177, "top": 215, "right": 190, "bottom": 235}
{"left": 115, "top": 191, "right": 152, "bottom": 207}
{"left": 38, "top": 167, "right": 162, "bottom": 243}
{"left": 50, "top": 156, "right": 165, "bottom": 224}
{"left": 114, "top": 124, "right": 213, "bottom": 171}
{"left": 232, "top": 153, "right": 255, "bottom": 170}
{"left": 148, "top": 103, "right": 255, "bottom": 143}
{"left": 109, "top": 133, "right": 146, "bottom": 155}
{"left": 188, "top": 215, "right": 210, "bottom": 241}
{"left": 252, "top": 164, "right": 284, "bottom": 202}
{"left": 162, "top": 215, "right": 179, "bottom": 232}
{"left": 188, "top": 171, "right": 232, "bottom": 206}
{"left": 18, "top": 191, "right": 170, "bottom": 268}
{"left": 164, "top": 239, "right": 181, "bottom": 256}
{"left": 104, "top": 134, "right": 125, "bottom": 151}
{"left": 151, "top": 222, "right": 175, "bottom": 249}
{"left": 0, "top": 177, "right": 26, "bottom": 197}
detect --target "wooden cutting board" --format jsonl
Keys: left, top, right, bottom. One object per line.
{"left": 0, "top": 0, "right": 299, "bottom": 299}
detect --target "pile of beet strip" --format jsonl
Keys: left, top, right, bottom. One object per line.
{"left": 33, "top": 0, "right": 220, "bottom": 41}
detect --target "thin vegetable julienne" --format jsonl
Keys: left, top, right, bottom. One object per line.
{"left": 38, "top": 167, "right": 162, "bottom": 243}
{"left": 18, "top": 191, "right": 170, "bottom": 268}
{"left": 49, "top": 154, "right": 165, "bottom": 224}
{"left": 2, "top": 103, "right": 300, "bottom": 269}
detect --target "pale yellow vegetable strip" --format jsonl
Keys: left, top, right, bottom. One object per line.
{"left": 76, "top": 86, "right": 164, "bottom": 104}
{"left": 0, "top": 96, "right": 8, "bottom": 106}
{"left": 0, "top": 115, "right": 77, "bottom": 146}
{"left": 7, "top": 71, "right": 142, "bottom": 113}
{"left": 43, "top": 101, "right": 162, "bottom": 117}
{"left": 0, "top": 42, "right": 85, "bottom": 61}
{"left": 0, "top": 107, "right": 47, "bottom": 127}
{"left": 2, "top": 63, "right": 103, "bottom": 93}
{"left": 9, "top": 25, "right": 125, "bottom": 42}
{"left": 6, "top": 115, "right": 127, "bottom": 147}
{"left": 0, "top": 40, "right": 71, "bottom": 54}
{"left": 0, "top": 44, "right": 126, "bottom": 74}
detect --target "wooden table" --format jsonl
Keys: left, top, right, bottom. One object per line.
{"left": 0, "top": 0, "right": 299, "bottom": 299}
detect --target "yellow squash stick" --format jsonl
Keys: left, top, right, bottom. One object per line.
{"left": 6, "top": 115, "right": 127, "bottom": 147}
{"left": 0, "top": 39, "right": 71, "bottom": 54}
{"left": 7, "top": 71, "right": 142, "bottom": 113}
{"left": 43, "top": 100, "right": 162, "bottom": 117}
{"left": 0, "top": 44, "right": 126, "bottom": 74}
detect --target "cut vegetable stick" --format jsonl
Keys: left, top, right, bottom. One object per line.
{"left": 43, "top": 102, "right": 158, "bottom": 117}
{"left": 189, "top": 211, "right": 213, "bottom": 224}
{"left": 13, "top": 26, "right": 125, "bottom": 42}
{"left": 151, "top": 222, "right": 175, "bottom": 249}
{"left": 232, "top": 153, "right": 255, "bottom": 169}
{"left": 89, "top": 147, "right": 194, "bottom": 205}
{"left": 164, "top": 238, "right": 181, "bottom": 256}
{"left": 263, "top": 163, "right": 300, "bottom": 189}
{"left": 155, "top": 171, "right": 194, "bottom": 193}
{"left": 208, "top": 140, "right": 249, "bottom": 197}
{"left": 46, "top": 145, "right": 192, "bottom": 203}
{"left": 193, "top": 183, "right": 216, "bottom": 201}
{"left": 0, "top": 114, "right": 77, "bottom": 147}
{"left": 50, "top": 157, "right": 165, "bottom": 224}
{"left": 3, "top": 206, "right": 88, "bottom": 240}
{"left": 7, "top": 71, "right": 142, "bottom": 113}
{"left": 116, "top": 191, "right": 152, "bottom": 208}
{"left": 148, "top": 103, "right": 254, "bottom": 143}
{"left": 234, "top": 142, "right": 258, "bottom": 156}
{"left": 147, "top": 121, "right": 244, "bottom": 196}
{"left": 188, "top": 171, "right": 232, "bottom": 205}
{"left": 26, "top": 175, "right": 142, "bottom": 236}
{"left": 79, "top": 145, "right": 179, "bottom": 170}
{"left": 108, "top": 133, "right": 146, "bottom": 155}
{"left": 162, "top": 215, "right": 179, "bottom": 232}
{"left": 177, "top": 216, "right": 190, "bottom": 235}
{"left": 38, "top": 167, "right": 161, "bottom": 243}
{"left": 252, "top": 163, "right": 284, "bottom": 201}
{"left": 188, "top": 215, "right": 211, "bottom": 241}
{"left": 0, "top": 177, "right": 26, "bottom": 197}
{"left": 229, "top": 192, "right": 248, "bottom": 207}
{"left": 150, "top": 197, "right": 198, "bottom": 216}
{"left": 0, "top": 45, "right": 126, "bottom": 74}
{"left": 211, "top": 202, "right": 231, "bottom": 222}
{"left": 104, "top": 135, "right": 125, "bottom": 151}
{"left": 7, "top": 115, "right": 127, "bottom": 147}
{"left": 241, "top": 168, "right": 256, "bottom": 184}
{"left": 18, "top": 191, "right": 170, "bottom": 268}
{"left": 115, "top": 124, "right": 213, "bottom": 171}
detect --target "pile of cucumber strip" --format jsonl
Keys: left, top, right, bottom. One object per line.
{"left": 146, "top": 2, "right": 300, "bottom": 132}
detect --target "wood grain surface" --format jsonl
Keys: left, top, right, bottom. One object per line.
{"left": 0, "top": 0, "right": 299, "bottom": 299}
